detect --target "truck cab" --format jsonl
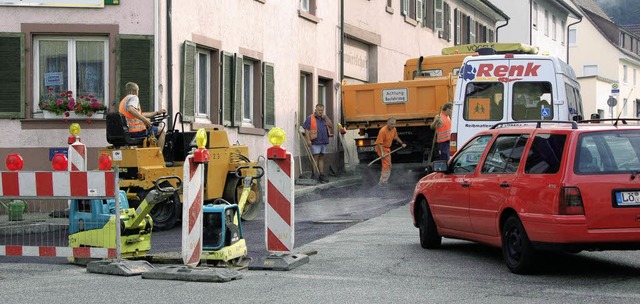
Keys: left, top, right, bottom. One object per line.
{"left": 450, "top": 53, "right": 584, "bottom": 154}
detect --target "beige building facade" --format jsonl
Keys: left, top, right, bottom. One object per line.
{"left": 569, "top": 0, "right": 640, "bottom": 119}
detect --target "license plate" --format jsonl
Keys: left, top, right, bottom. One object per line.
{"left": 357, "top": 146, "right": 375, "bottom": 153}
{"left": 615, "top": 191, "right": 640, "bottom": 206}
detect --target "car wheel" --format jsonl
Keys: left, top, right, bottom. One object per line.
{"left": 419, "top": 198, "right": 441, "bottom": 249}
{"left": 501, "top": 215, "right": 536, "bottom": 274}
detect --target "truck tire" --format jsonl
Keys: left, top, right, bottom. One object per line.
{"left": 139, "top": 182, "right": 181, "bottom": 231}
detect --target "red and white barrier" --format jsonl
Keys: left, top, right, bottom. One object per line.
{"left": 182, "top": 154, "right": 203, "bottom": 266}
{"left": 265, "top": 153, "right": 294, "bottom": 252}
{"left": 0, "top": 245, "right": 115, "bottom": 259}
{"left": 68, "top": 139, "right": 86, "bottom": 172}
{"left": 0, "top": 171, "right": 115, "bottom": 199}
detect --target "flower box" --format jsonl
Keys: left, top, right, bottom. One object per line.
{"left": 43, "top": 111, "right": 104, "bottom": 119}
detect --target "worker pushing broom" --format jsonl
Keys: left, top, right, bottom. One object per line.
{"left": 371, "top": 117, "right": 406, "bottom": 186}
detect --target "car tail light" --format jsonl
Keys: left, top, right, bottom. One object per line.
{"left": 450, "top": 133, "right": 458, "bottom": 154}
{"left": 558, "top": 187, "right": 584, "bottom": 215}
{"left": 356, "top": 139, "right": 364, "bottom": 147}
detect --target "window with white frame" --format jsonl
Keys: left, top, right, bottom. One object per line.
{"left": 196, "top": 50, "right": 210, "bottom": 117}
{"left": 544, "top": 10, "right": 549, "bottom": 36}
{"left": 561, "top": 20, "right": 565, "bottom": 45}
{"left": 243, "top": 59, "right": 254, "bottom": 124}
{"left": 300, "top": 0, "right": 316, "bottom": 15}
{"left": 583, "top": 65, "right": 598, "bottom": 77}
{"left": 533, "top": 2, "right": 538, "bottom": 29}
{"left": 299, "top": 72, "right": 312, "bottom": 125}
{"left": 552, "top": 15, "right": 556, "bottom": 41}
{"left": 624, "top": 64, "right": 628, "bottom": 83}
{"left": 569, "top": 28, "right": 577, "bottom": 46}
{"left": 34, "top": 36, "right": 108, "bottom": 114}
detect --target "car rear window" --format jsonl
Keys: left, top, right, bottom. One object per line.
{"left": 524, "top": 134, "right": 566, "bottom": 174}
{"left": 575, "top": 131, "right": 640, "bottom": 174}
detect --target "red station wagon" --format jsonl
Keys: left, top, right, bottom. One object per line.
{"left": 410, "top": 120, "right": 640, "bottom": 274}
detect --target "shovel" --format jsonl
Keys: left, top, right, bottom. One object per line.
{"left": 368, "top": 146, "right": 405, "bottom": 166}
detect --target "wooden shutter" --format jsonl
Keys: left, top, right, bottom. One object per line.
{"left": 233, "top": 54, "right": 243, "bottom": 127}
{"left": 221, "top": 52, "right": 233, "bottom": 126}
{"left": 434, "top": 0, "right": 443, "bottom": 31}
{"left": 0, "top": 34, "right": 25, "bottom": 119}
{"left": 117, "top": 35, "right": 153, "bottom": 112}
{"left": 181, "top": 41, "right": 196, "bottom": 122}
{"left": 263, "top": 62, "right": 275, "bottom": 130}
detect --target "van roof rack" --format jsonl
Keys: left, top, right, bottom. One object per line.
{"left": 490, "top": 120, "right": 578, "bottom": 130}
{"left": 579, "top": 118, "right": 640, "bottom": 126}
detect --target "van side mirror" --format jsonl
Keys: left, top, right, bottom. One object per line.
{"left": 591, "top": 113, "right": 600, "bottom": 120}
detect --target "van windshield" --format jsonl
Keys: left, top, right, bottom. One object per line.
{"left": 513, "top": 82, "right": 553, "bottom": 121}
{"left": 463, "top": 82, "right": 504, "bottom": 121}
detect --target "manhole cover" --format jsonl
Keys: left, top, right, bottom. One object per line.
{"left": 313, "top": 219, "right": 362, "bottom": 224}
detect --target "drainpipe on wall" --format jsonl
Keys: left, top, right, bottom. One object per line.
{"left": 496, "top": 19, "right": 509, "bottom": 42}
{"left": 339, "top": 0, "right": 344, "bottom": 126}
{"left": 566, "top": 17, "right": 582, "bottom": 64}
{"left": 166, "top": 0, "right": 174, "bottom": 127}
{"left": 154, "top": 0, "right": 160, "bottom": 112}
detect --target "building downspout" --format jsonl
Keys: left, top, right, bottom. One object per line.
{"left": 166, "top": 0, "right": 174, "bottom": 127}
{"left": 566, "top": 17, "right": 582, "bottom": 64}
{"left": 496, "top": 19, "right": 509, "bottom": 42}
{"left": 339, "top": 0, "right": 344, "bottom": 125}
{"left": 154, "top": 0, "right": 160, "bottom": 112}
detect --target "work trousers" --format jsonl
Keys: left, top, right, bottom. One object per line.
{"left": 377, "top": 147, "right": 391, "bottom": 184}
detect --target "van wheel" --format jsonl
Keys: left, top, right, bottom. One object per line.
{"left": 502, "top": 215, "right": 536, "bottom": 274}
{"left": 419, "top": 198, "right": 441, "bottom": 249}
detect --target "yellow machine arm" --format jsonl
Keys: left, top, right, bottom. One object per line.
{"left": 129, "top": 176, "right": 182, "bottom": 228}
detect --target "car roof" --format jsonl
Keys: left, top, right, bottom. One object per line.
{"left": 476, "top": 120, "right": 640, "bottom": 136}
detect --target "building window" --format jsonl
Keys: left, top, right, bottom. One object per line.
{"left": 624, "top": 65, "right": 628, "bottom": 83}
{"left": 243, "top": 60, "right": 254, "bottom": 124}
{"left": 300, "top": 0, "right": 316, "bottom": 16}
{"left": 552, "top": 15, "right": 557, "bottom": 41}
{"left": 196, "top": 50, "right": 210, "bottom": 117}
{"left": 544, "top": 10, "right": 549, "bottom": 36}
{"left": 533, "top": 2, "right": 538, "bottom": 29}
{"left": 583, "top": 65, "right": 598, "bottom": 77}
{"left": 34, "top": 36, "right": 108, "bottom": 115}
{"left": 299, "top": 72, "right": 313, "bottom": 125}
{"left": 569, "top": 28, "right": 577, "bottom": 46}
{"left": 561, "top": 20, "right": 565, "bottom": 45}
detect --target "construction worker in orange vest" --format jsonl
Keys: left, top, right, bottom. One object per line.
{"left": 375, "top": 117, "right": 406, "bottom": 185}
{"left": 431, "top": 102, "right": 453, "bottom": 160}
{"left": 118, "top": 82, "right": 166, "bottom": 148}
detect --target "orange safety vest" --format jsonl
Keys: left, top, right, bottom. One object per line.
{"left": 436, "top": 113, "right": 451, "bottom": 143}
{"left": 308, "top": 114, "right": 318, "bottom": 140}
{"left": 118, "top": 95, "right": 146, "bottom": 133}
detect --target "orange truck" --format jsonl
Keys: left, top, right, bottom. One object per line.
{"left": 341, "top": 53, "right": 463, "bottom": 170}
{"left": 341, "top": 43, "right": 543, "bottom": 171}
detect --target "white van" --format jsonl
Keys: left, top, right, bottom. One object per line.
{"left": 450, "top": 53, "right": 584, "bottom": 153}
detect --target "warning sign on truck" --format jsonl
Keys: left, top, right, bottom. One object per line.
{"left": 382, "top": 88, "right": 408, "bottom": 104}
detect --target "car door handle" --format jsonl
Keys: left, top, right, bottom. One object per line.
{"left": 499, "top": 182, "right": 510, "bottom": 188}
{"left": 461, "top": 182, "right": 470, "bottom": 188}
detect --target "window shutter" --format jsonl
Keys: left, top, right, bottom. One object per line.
{"left": 117, "top": 35, "right": 154, "bottom": 112}
{"left": 434, "top": 0, "right": 443, "bottom": 31}
{"left": 263, "top": 62, "right": 275, "bottom": 130}
{"left": 233, "top": 54, "right": 243, "bottom": 127}
{"left": 0, "top": 34, "right": 25, "bottom": 119}
{"left": 221, "top": 52, "right": 233, "bottom": 126}
{"left": 181, "top": 41, "right": 196, "bottom": 122}
{"left": 417, "top": 0, "right": 423, "bottom": 23}
{"left": 402, "top": 0, "right": 408, "bottom": 16}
